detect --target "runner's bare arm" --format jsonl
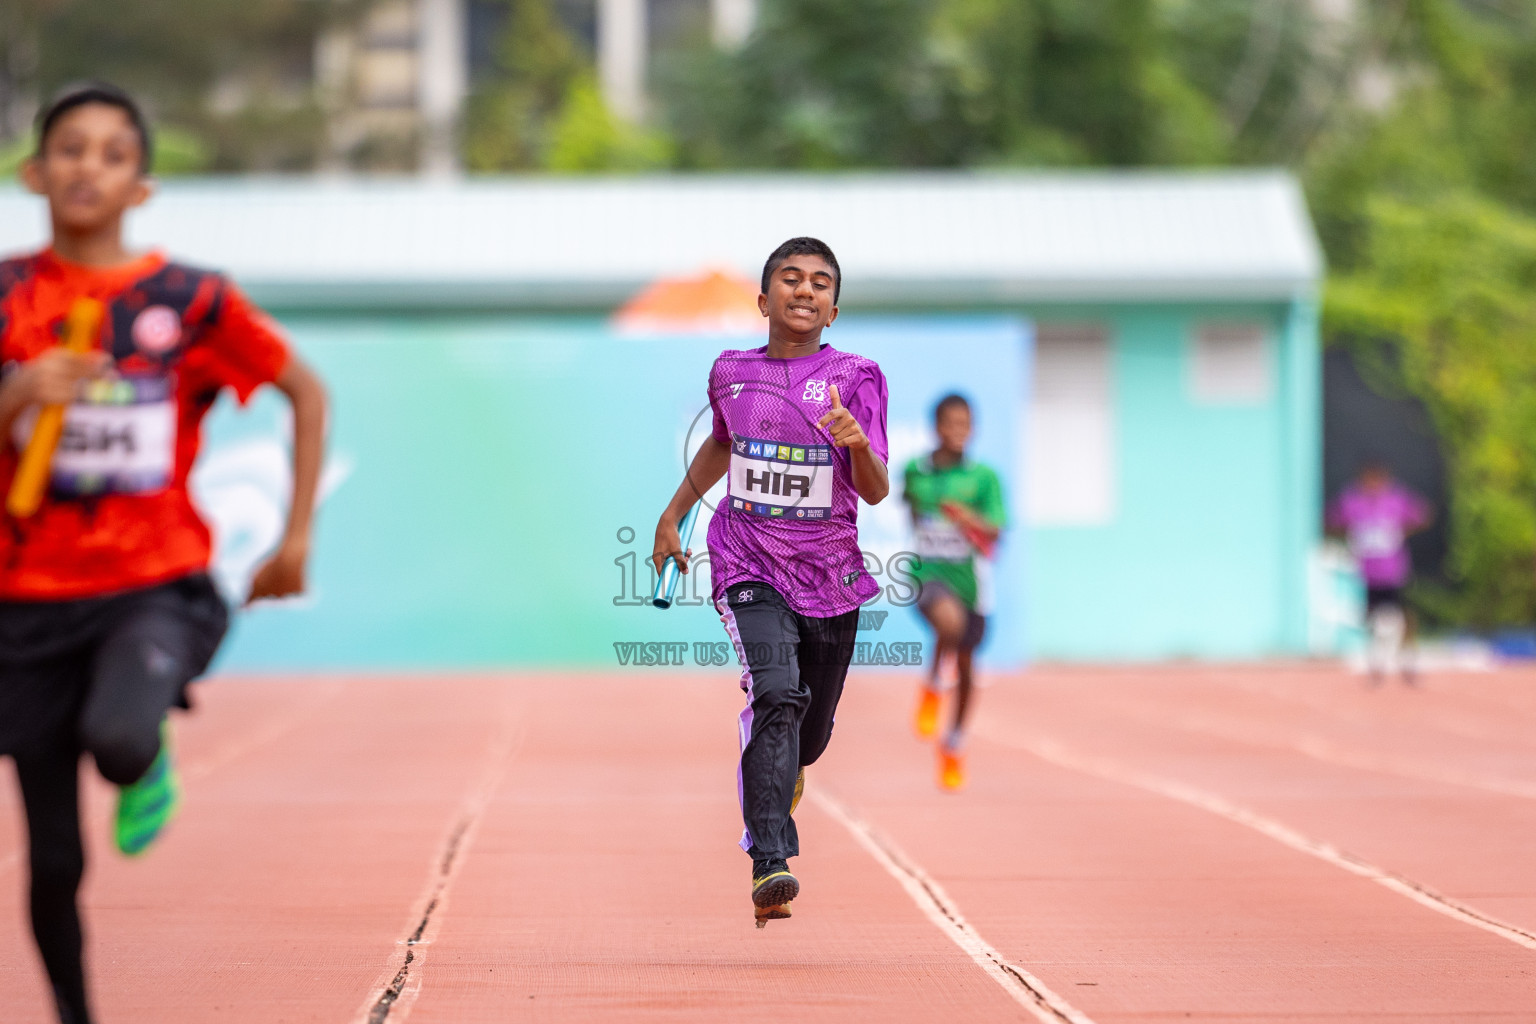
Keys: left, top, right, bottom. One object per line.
{"left": 940, "top": 500, "right": 1001, "bottom": 542}
{"left": 653, "top": 436, "right": 730, "bottom": 576}
{"left": 848, "top": 445, "right": 890, "bottom": 505}
{"left": 817, "top": 385, "right": 888, "bottom": 505}
{"left": 0, "top": 350, "right": 108, "bottom": 440}
{"left": 247, "top": 355, "right": 328, "bottom": 603}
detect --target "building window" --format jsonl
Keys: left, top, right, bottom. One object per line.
{"left": 1190, "top": 322, "right": 1270, "bottom": 404}
{"left": 1027, "top": 324, "right": 1116, "bottom": 527}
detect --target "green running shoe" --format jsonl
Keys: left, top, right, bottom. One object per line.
{"left": 115, "top": 722, "right": 180, "bottom": 857}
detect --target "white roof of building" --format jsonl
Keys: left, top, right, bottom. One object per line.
{"left": 0, "top": 172, "right": 1321, "bottom": 308}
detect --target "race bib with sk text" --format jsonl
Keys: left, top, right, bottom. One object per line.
{"left": 12, "top": 374, "right": 177, "bottom": 497}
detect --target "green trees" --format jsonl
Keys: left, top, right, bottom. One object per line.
{"left": 1329, "top": 196, "right": 1536, "bottom": 624}
{"left": 1304, "top": 2, "right": 1536, "bottom": 625}
{"left": 462, "top": 0, "right": 586, "bottom": 170}
{"left": 0, "top": 0, "right": 357, "bottom": 171}
{"left": 660, "top": 0, "right": 1231, "bottom": 169}
{"left": 665, "top": 0, "right": 974, "bottom": 168}
{"left": 463, "top": 0, "right": 669, "bottom": 172}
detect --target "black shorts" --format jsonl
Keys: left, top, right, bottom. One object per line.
{"left": 0, "top": 573, "right": 228, "bottom": 757}
{"left": 916, "top": 579, "right": 987, "bottom": 651}
{"left": 1365, "top": 585, "right": 1406, "bottom": 614}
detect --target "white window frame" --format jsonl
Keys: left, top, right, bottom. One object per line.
{"left": 1189, "top": 321, "right": 1272, "bottom": 405}
{"left": 1025, "top": 323, "right": 1116, "bottom": 527}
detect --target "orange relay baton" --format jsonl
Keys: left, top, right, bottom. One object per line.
{"left": 6, "top": 298, "right": 105, "bottom": 519}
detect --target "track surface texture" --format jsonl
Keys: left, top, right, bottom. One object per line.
{"left": 3, "top": 665, "right": 1536, "bottom": 1022}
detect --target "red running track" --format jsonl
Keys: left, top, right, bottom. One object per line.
{"left": 3, "top": 666, "right": 1536, "bottom": 1022}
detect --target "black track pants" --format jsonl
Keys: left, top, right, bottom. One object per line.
{"left": 15, "top": 740, "right": 89, "bottom": 1024}
{"left": 1, "top": 574, "right": 228, "bottom": 1024}
{"left": 716, "top": 581, "right": 859, "bottom": 868}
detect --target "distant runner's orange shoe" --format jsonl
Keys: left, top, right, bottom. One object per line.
{"left": 914, "top": 688, "right": 941, "bottom": 739}
{"left": 938, "top": 747, "right": 966, "bottom": 791}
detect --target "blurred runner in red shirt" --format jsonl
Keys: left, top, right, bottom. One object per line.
{"left": 0, "top": 83, "right": 328, "bottom": 1024}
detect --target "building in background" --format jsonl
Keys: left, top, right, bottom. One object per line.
{"left": 0, "top": 172, "right": 1321, "bottom": 666}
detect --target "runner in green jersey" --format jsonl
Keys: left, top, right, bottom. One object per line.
{"left": 902, "top": 394, "right": 1006, "bottom": 790}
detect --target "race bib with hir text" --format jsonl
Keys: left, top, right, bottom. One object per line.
{"left": 728, "top": 435, "right": 833, "bottom": 521}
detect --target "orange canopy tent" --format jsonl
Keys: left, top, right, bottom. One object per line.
{"left": 611, "top": 269, "right": 762, "bottom": 337}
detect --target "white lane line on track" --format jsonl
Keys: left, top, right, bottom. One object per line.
{"left": 1157, "top": 706, "right": 1536, "bottom": 802}
{"left": 981, "top": 729, "right": 1536, "bottom": 953}
{"left": 1084, "top": 693, "right": 1536, "bottom": 803}
{"left": 1229, "top": 678, "right": 1514, "bottom": 746}
{"left": 1289, "top": 734, "right": 1536, "bottom": 800}
{"left": 353, "top": 697, "right": 525, "bottom": 1024}
{"left": 811, "top": 789, "right": 1099, "bottom": 1024}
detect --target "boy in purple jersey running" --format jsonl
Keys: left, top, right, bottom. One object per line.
{"left": 1326, "top": 461, "right": 1432, "bottom": 684}
{"left": 652, "top": 237, "right": 889, "bottom": 927}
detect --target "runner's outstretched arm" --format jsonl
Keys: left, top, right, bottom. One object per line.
{"left": 652, "top": 436, "right": 730, "bottom": 576}
{"left": 247, "top": 355, "right": 327, "bottom": 603}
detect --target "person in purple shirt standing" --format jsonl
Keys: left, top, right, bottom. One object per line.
{"left": 1326, "top": 461, "right": 1433, "bottom": 684}
{"left": 652, "top": 237, "right": 890, "bottom": 927}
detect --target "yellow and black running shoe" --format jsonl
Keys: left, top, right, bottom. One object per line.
{"left": 752, "top": 861, "right": 799, "bottom": 928}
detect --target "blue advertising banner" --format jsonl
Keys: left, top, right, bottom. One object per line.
{"left": 198, "top": 315, "right": 1030, "bottom": 671}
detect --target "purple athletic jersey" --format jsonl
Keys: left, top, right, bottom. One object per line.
{"left": 1327, "top": 483, "right": 1430, "bottom": 588}
{"left": 705, "top": 343, "right": 889, "bottom": 618}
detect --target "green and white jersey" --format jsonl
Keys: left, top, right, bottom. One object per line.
{"left": 901, "top": 454, "right": 1007, "bottom": 611}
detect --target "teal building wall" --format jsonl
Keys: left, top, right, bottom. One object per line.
{"left": 1020, "top": 300, "right": 1320, "bottom": 660}
{"left": 200, "top": 298, "right": 1318, "bottom": 671}
{"left": 203, "top": 316, "right": 1030, "bottom": 671}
